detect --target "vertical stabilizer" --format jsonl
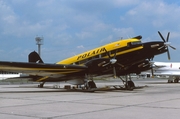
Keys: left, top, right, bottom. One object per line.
{"left": 28, "top": 51, "right": 44, "bottom": 63}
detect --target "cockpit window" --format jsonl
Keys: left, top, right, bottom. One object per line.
{"left": 131, "top": 41, "right": 142, "bottom": 45}
{"left": 128, "top": 41, "right": 142, "bottom": 47}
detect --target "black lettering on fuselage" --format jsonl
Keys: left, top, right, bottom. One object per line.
{"left": 82, "top": 54, "right": 86, "bottom": 58}
{"left": 100, "top": 47, "right": 106, "bottom": 52}
{"left": 96, "top": 49, "right": 99, "bottom": 54}
{"left": 77, "top": 47, "right": 106, "bottom": 60}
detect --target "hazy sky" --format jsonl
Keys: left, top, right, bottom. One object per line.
{"left": 0, "top": 0, "right": 180, "bottom": 63}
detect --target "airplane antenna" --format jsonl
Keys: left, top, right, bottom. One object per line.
{"left": 126, "top": 35, "right": 130, "bottom": 39}
{"left": 35, "top": 36, "right": 44, "bottom": 56}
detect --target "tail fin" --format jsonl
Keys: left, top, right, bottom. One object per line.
{"left": 28, "top": 51, "right": 44, "bottom": 63}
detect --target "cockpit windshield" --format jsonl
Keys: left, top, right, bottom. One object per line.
{"left": 131, "top": 41, "right": 142, "bottom": 45}
{"left": 128, "top": 41, "right": 142, "bottom": 47}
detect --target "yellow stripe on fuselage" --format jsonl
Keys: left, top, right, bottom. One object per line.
{"left": 57, "top": 38, "right": 143, "bottom": 65}
{"left": 37, "top": 76, "right": 49, "bottom": 82}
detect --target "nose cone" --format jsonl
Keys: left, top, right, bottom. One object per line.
{"left": 142, "top": 41, "right": 167, "bottom": 56}
{"left": 110, "top": 59, "right": 117, "bottom": 64}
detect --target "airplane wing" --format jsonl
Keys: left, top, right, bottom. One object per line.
{"left": 0, "top": 61, "right": 88, "bottom": 78}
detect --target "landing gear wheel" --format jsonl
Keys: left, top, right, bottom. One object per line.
{"left": 168, "top": 79, "right": 173, "bottom": 83}
{"left": 88, "top": 80, "right": 97, "bottom": 89}
{"left": 126, "top": 81, "right": 135, "bottom": 90}
{"left": 38, "top": 82, "right": 45, "bottom": 88}
{"left": 174, "top": 79, "right": 179, "bottom": 83}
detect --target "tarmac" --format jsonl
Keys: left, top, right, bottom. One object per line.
{"left": 0, "top": 78, "right": 180, "bottom": 119}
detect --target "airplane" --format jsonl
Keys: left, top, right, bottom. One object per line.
{"left": 0, "top": 31, "right": 175, "bottom": 90}
{"left": 147, "top": 61, "right": 180, "bottom": 83}
{"left": 0, "top": 71, "right": 21, "bottom": 80}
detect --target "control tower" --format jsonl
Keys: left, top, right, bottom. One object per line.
{"left": 35, "top": 36, "right": 43, "bottom": 56}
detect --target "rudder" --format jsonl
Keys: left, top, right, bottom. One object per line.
{"left": 28, "top": 51, "right": 44, "bottom": 63}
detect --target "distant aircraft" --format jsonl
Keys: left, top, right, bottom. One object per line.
{"left": 149, "top": 62, "right": 180, "bottom": 83}
{"left": 0, "top": 71, "right": 21, "bottom": 80}
{"left": 0, "top": 31, "right": 175, "bottom": 90}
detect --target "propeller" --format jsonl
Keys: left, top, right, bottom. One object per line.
{"left": 149, "top": 61, "right": 162, "bottom": 78}
{"left": 158, "top": 31, "right": 176, "bottom": 60}
{"left": 99, "top": 49, "right": 119, "bottom": 78}
{"left": 102, "top": 50, "right": 117, "bottom": 66}
{"left": 150, "top": 62, "right": 154, "bottom": 78}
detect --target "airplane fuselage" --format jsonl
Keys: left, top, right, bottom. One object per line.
{"left": 57, "top": 36, "right": 143, "bottom": 65}
{"left": 32, "top": 39, "right": 169, "bottom": 82}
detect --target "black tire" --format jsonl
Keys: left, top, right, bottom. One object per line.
{"left": 168, "top": 79, "right": 173, "bottom": 83}
{"left": 174, "top": 79, "right": 179, "bottom": 83}
{"left": 127, "top": 81, "right": 135, "bottom": 88}
{"left": 88, "top": 81, "right": 97, "bottom": 88}
{"left": 39, "top": 83, "right": 44, "bottom": 88}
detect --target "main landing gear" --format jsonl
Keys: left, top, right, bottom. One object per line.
{"left": 83, "top": 75, "right": 97, "bottom": 90}
{"left": 119, "top": 75, "right": 135, "bottom": 90}
{"left": 84, "top": 80, "right": 97, "bottom": 90}
{"left": 38, "top": 82, "right": 45, "bottom": 88}
{"left": 168, "top": 76, "right": 179, "bottom": 83}
{"left": 83, "top": 74, "right": 136, "bottom": 91}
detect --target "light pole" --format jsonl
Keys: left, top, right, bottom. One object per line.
{"left": 35, "top": 36, "right": 43, "bottom": 56}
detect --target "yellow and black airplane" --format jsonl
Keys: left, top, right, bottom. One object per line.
{"left": 0, "top": 31, "right": 175, "bottom": 90}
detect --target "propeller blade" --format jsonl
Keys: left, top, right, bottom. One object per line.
{"left": 113, "top": 66, "right": 116, "bottom": 78}
{"left": 149, "top": 62, "right": 154, "bottom": 78}
{"left": 151, "top": 68, "right": 154, "bottom": 78}
{"left": 167, "top": 47, "right": 170, "bottom": 60}
{"left": 102, "top": 62, "right": 110, "bottom": 67}
{"left": 117, "top": 63, "right": 125, "bottom": 67}
{"left": 158, "top": 31, "right": 166, "bottom": 42}
{"left": 166, "top": 32, "right": 170, "bottom": 42}
{"left": 101, "top": 58, "right": 117, "bottom": 67}
{"left": 158, "top": 45, "right": 165, "bottom": 50}
{"left": 103, "top": 48, "right": 118, "bottom": 78}
{"left": 104, "top": 48, "right": 111, "bottom": 58}
{"left": 113, "top": 50, "right": 117, "bottom": 58}
{"left": 169, "top": 45, "right": 176, "bottom": 50}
